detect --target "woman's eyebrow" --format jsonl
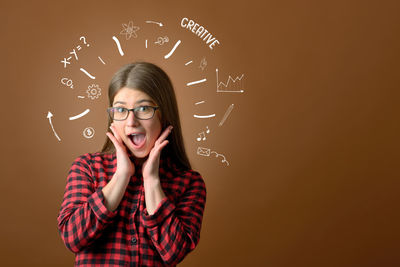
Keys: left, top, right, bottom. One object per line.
{"left": 113, "top": 99, "right": 155, "bottom": 106}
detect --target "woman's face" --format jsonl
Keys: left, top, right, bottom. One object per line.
{"left": 112, "top": 87, "right": 162, "bottom": 158}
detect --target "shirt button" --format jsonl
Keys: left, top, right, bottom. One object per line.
{"left": 131, "top": 237, "right": 137, "bottom": 244}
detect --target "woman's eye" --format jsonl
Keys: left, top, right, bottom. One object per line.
{"left": 116, "top": 107, "right": 125, "bottom": 113}
{"left": 138, "top": 106, "right": 148, "bottom": 112}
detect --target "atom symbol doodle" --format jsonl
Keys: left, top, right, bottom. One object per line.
{"left": 120, "top": 21, "right": 140, "bottom": 40}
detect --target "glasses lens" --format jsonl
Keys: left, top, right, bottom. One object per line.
{"left": 111, "top": 107, "right": 128, "bottom": 120}
{"left": 135, "top": 106, "right": 155, "bottom": 120}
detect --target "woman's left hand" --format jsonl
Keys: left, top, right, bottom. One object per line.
{"left": 142, "top": 125, "right": 173, "bottom": 181}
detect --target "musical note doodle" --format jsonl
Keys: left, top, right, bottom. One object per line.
{"left": 196, "top": 126, "right": 210, "bottom": 141}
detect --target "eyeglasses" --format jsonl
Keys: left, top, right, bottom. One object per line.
{"left": 107, "top": 106, "right": 159, "bottom": 121}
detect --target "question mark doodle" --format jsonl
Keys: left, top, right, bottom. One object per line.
{"left": 80, "top": 36, "right": 90, "bottom": 47}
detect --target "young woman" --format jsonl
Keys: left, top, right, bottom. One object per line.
{"left": 58, "top": 62, "right": 206, "bottom": 266}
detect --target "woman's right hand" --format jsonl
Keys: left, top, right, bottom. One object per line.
{"left": 106, "top": 123, "right": 135, "bottom": 179}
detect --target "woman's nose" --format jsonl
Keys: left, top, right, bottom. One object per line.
{"left": 126, "top": 110, "right": 139, "bottom": 126}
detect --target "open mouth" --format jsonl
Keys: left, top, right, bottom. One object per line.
{"left": 129, "top": 133, "right": 146, "bottom": 148}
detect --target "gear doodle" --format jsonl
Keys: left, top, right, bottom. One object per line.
{"left": 86, "top": 84, "right": 101, "bottom": 100}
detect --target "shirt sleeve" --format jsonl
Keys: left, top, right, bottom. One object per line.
{"left": 141, "top": 171, "right": 206, "bottom": 266}
{"left": 57, "top": 154, "right": 118, "bottom": 253}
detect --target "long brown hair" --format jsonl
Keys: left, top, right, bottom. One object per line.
{"left": 101, "top": 62, "right": 191, "bottom": 170}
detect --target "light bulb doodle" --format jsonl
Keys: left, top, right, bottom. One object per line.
{"left": 196, "top": 126, "right": 210, "bottom": 141}
{"left": 186, "top": 78, "right": 207, "bottom": 86}
{"left": 69, "top": 109, "right": 90, "bottom": 121}
{"left": 155, "top": 36, "right": 169, "bottom": 45}
{"left": 47, "top": 111, "right": 61, "bottom": 142}
{"left": 86, "top": 84, "right": 101, "bottom": 100}
{"left": 216, "top": 68, "right": 244, "bottom": 93}
{"left": 80, "top": 68, "right": 96, "bottom": 79}
{"left": 120, "top": 21, "right": 140, "bottom": 40}
{"left": 164, "top": 40, "right": 181, "bottom": 59}
{"left": 112, "top": 36, "right": 124, "bottom": 56}
{"left": 83, "top": 127, "right": 95, "bottom": 139}
{"left": 219, "top": 104, "right": 234, "bottom": 126}
{"left": 61, "top": 78, "right": 74, "bottom": 89}
{"left": 199, "top": 57, "right": 207, "bottom": 71}
{"left": 146, "top": 20, "right": 163, "bottom": 27}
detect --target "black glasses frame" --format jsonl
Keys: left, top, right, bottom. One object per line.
{"left": 107, "top": 106, "right": 159, "bottom": 121}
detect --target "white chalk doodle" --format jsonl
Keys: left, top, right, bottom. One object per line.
{"left": 180, "top": 18, "right": 220, "bottom": 50}
{"left": 197, "top": 147, "right": 211, "bottom": 157}
{"left": 47, "top": 111, "right": 61, "bottom": 142}
{"left": 194, "top": 114, "right": 216, "bottom": 119}
{"left": 164, "top": 40, "right": 181, "bottom": 59}
{"left": 112, "top": 36, "right": 124, "bottom": 56}
{"left": 145, "top": 39, "right": 148, "bottom": 48}
{"left": 78, "top": 96, "right": 85, "bottom": 99}
{"left": 187, "top": 78, "right": 207, "bottom": 86}
{"left": 211, "top": 151, "right": 230, "bottom": 166}
{"left": 69, "top": 109, "right": 90, "bottom": 121}
{"left": 146, "top": 20, "right": 163, "bottom": 27}
{"left": 216, "top": 68, "right": 244, "bottom": 93}
{"left": 80, "top": 68, "right": 96, "bottom": 79}
{"left": 219, "top": 104, "right": 234, "bottom": 126}
{"left": 185, "top": 60, "right": 193, "bottom": 66}
{"left": 195, "top": 100, "right": 205, "bottom": 105}
{"left": 197, "top": 147, "right": 230, "bottom": 166}
{"left": 61, "top": 36, "right": 91, "bottom": 68}
{"left": 155, "top": 36, "right": 169, "bottom": 45}
{"left": 79, "top": 36, "right": 90, "bottom": 47}
{"left": 197, "top": 126, "right": 210, "bottom": 141}
{"left": 61, "top": 78, "right": 74, "bottom": 89}
{"left": 98, "top": 56, "right": 106, "bottom": 65}
{"left": 86, "top": 84, "right": 101, "bottom": 100}
{"left": 83, "top": 127, "right": 95, "bottom": 139}
{"left": 199, "top": 57, "right": 207, "bottom": 71}
{"left": 120, "top": 21, "right": 140, "bottom": 40}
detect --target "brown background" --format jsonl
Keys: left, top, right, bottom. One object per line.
{"left": 1, "top": 0, "right": 399, "bottom": 266}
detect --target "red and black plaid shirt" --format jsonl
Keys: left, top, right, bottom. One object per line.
{"left": 57, "top": 152, "right": 206, "bottom": 266}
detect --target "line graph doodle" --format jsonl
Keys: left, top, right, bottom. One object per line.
{"left": 216, "top": 68, "right": 244, "bottom": 93}
{"left": 69, "top": 109, "right": 90, "bottom": 120}
{"left": 219, "top": 104, "right": 234, "bottom": 126}
{"left": 112, "top": 36, "right": 124, "bottom": 56}
{"left": 187, "top": 78, "right": 207, "bottom": 86}
{"left": 164, "top": 40, "right": 181, "bottom": 59}
{"left": 80, "top": 68, "right": 96, "bottom": 79}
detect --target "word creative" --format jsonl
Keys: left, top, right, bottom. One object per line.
{"left": 180, "top": 18, "right": 220, "bottom": 50}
